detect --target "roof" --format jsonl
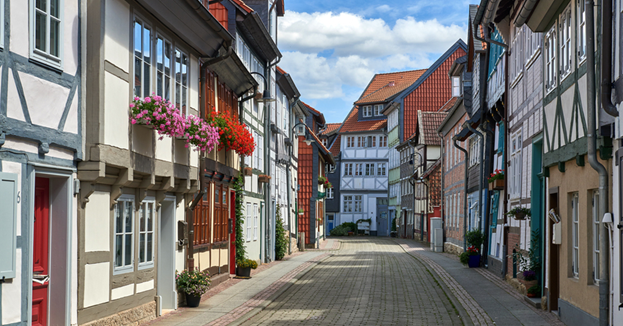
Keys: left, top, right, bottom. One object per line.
{"left": 306, "top": 126, "right": 335, "bottom": 164}
{"left": 422, "top": 159, "right": 441, "bottom": 179}
{"left": 319, "top": 123, "right": 341, "bottom": 136}
{"left": 329, "top": 135, "right": 341, "bottom": 157}
{"left": 418, "top": 110, "right": 447, "bottom": 145}
{"left": 231, "top": 0, "right": 253, "bottom": 13}
{"left": 437, "top": 97, "right": 465, "bottom": 134}
{"left": 339, "top": 106, "right": 387, "bottom": 133}
{"left": 469, "top": 5, "right": 485, "bottom": 51}
{"left": 302, "top": 102, "right": 326, "bottom": 125}
{"left": 440, "top": 97, "right": 459, "bottom": 112}
{"left": 276, "top": 66, "right": 287, "bottom": 75}
{"left": 355, "top": 69, "right": 427, "bottom": 105}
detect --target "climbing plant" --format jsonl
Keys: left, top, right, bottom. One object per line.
{"left": 275, "top": 204, "right": 288, "bottom": 260}
{"left": 233, "top": 174, "right": 246, "bottom": 263}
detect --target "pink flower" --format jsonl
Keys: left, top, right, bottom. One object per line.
{"left": 131, "top": 119, "right": 137, "bottom": 124}
{"left": 145, "top": 97, "right": 151, "bottom": 103}
{"left": 130, "top": 103, "right": 135, "bottom": 108}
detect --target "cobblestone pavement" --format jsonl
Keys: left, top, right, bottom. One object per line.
{"left": 236, "top": 238, "right": 468, "bottom": 326}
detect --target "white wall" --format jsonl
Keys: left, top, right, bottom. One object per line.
{"left": 84, "top": 191, "right": 111, "bottom": 252}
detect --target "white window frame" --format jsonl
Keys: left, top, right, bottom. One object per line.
{"left": 365, "top": 163, "right": 375, "bottom": 176}
{"left": 174, "top": 48, "right": 189, "bottom": 116}
{"left": 377, "top": 163, "right": 387, "bottom": 176}
{"left": 545, "top": 26, "right": 557, "bottom": 93}
{"left": 510, "top": 129, "right": 522, "bottom": 199}
{"left": 0, "top": 0, "right": 4, "bottom": 50}
{"left": 246, "top": 203, "right": 252, "bottom": 241}
{"left": 355, "top": 163, "right": 363, "bottom": 176}
{"left": 253, "top": 203, "right": 258, "bottom": 240}
{"left": 451, "top": 76, "right": 461, "bottom": 97}
{"left": 133, "top": 17, "right": 152, "bottom": 98}
{"left": 571, "top": 193, "right": 579, "bottom": 278}
{"left": 343, "top": 196, "right": 353, "bottom": 212}
{"left": 155, "top": 34, "right": 173, "bottom": 101}
{"left": 592, "top": 190, "right": 600, "bottom": 284}
{"left": 578, "top": 0, "right": 587, "bottom": 62}
{"left": 363, "top": 106, "right": 372, "bottom": 117}
{"left": 29, "top": 0, "right": 64, "bottom": 69}
{"left": 138, "top": 199, "right": 156, "bottom": 270}
{"left": 354, "top": 195, "right": 363, "bottom": 212}
{"left": 559, "top": 5, "right": 572, "bottom": 79}
{"left": 114, "top": 196, "right": 135, "bottom": 275}
{"left": 327, "top": 187, "right": 334, "bottom": 199}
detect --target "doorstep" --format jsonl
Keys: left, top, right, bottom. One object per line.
{"left": 524, "top": 296, "right": 542, "bottom": 309}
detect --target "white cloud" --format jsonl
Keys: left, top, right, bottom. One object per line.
{"left": 278, "top": 10, "right": 466, "bottom": 58}
{"left": 376, "top": 5, "right": 392, "bottom": 13}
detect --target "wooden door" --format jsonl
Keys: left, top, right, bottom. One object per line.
{"left": 548, "top": 190, "right": 560, "bottom": 311}
{"left": 32, "top": 177, "right": 49, "bottom": 326}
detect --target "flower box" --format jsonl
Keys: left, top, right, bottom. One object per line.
{"left": 258, "top": 174, "right": 271, "bottom": 183}
{"left": 243, "top": 167, "right": 253, "bottom": 176}
{"left": 489, "top": 178, "right": 504, "bottom": 190}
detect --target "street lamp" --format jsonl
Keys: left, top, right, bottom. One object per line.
{"left": 250, "top": 72, "right": 275, "bottom": 103}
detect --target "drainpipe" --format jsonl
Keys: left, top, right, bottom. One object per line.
{"left": 482, "top": 121, "right": 495, "bottom": 266}
{"left": 464, "top": 122, "right": 484, "bottom": 234}
{"left": 601, "top": 0, "right": 618, "bottom": 117}
{"left": 438, "top": 131, "right": 445, "bottom": 243}
{"left": 453, "top": 136, "right": 469, "bottom": 251}
{"left": 587, "top": 1, "right": 609, "bottom": 324}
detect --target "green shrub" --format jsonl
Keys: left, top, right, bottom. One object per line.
{"left": 527, "top": 285, "right": 540, "bottom": 295}
{"left": 465, "top": 229, "right": 485, "bottom": 249}
{"left": 330, "top": 222, "right": 358, "bottom": 236}
{"left": 459, "top": 252, "right": 470, "bottom": 265}
{"left": 275, "top": 205, "right": 288, "bottom": 260}
{"left": 237, "top": 258, "right": 258, "bottom": 269}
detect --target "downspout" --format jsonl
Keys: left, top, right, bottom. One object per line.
{"left": 482, "top": 122, "right": 495, "bottom": 266}
{"left": 601, "top": 0, "right": 618, "bottom": 117}
{"left": 438, "top": 131, "right": 445, "bottom": 243}
{"left": 465, "top": 122, "right": 484, "bottom": 234}
{"left": 454, "top": 136, "right": 469, "bottom": 251}
{"left": 587, "top": 1, "right": 610, "bottom": 325}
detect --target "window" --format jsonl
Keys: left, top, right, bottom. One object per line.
{"left": 592, "top": 191, "right": 600, "bottom": 284}
{"left": 175, "top": 49, "right": 189, "bottom": 116}
{"left": 138, "top": 201, "right": 155, "bottom": 268}
{"left": 328, "top": 164, "right": 336, "bottom": 173}
{"left": 377, "top": 163, "right": 387, "bottom": 176}
{"left": 133, "top": 20, "right": 152, "bottom": 98}
{"left": 30, "top": 0, "right": 63, "bottom": 69}
{"left": 373, "top": 105, "right": 383, "bottom": 116}
{"left": 510, "top": 130, "right": 522, "bottom": 198}
{"left": 368, "top": 136, "right": 376, "bottom": 148}
{"left": 355, "top": 163, "right": 363, "bottom": 176}
{"left": 571, "top": 193, "right": 579, "bottom": 278}
{"left": 344, "top": 163, "right": 353, "bottom": 176}
{"left": 363, "top": 106, "right": 372, "bottom": 117}
{"left": 0, "top": 0, "right": 4, "bottom": 49}
{"left": 282, "top": 95, "right": 288, "bottom": 130}
{"left": 114, "top": 198, "right": 134, "bottom": 274}
{"left": 578, "top": 0, "right": 586, "bottom": 61}
{"left": 246, "top": 203, "right": 252, "bottom": 241}
{"left": 357, "top": 136, "right": 364, "bottom": 147}
{"left": 451, "top": 76, "right": 461, "bottom": 96}
{"left": 155, "top": 36, "right": 173, "bottom": 101}
{"left": 379, "top": 136, "right": 387, "bottom": 147}
{"left": 253, "top": 203, "right": 258, "bottom": 240}
{"left": 322, "top": 138, "right": 328, "bottom": 148}
{"left": 257, "top": 134, "right": 263, "bottom": 170}
{"left": 354, "top": 195, "right": 363, "bottom": 212}
{"left": 365, "top": 163, "right": 375, "bottom": 176}
{"left": 343, "top": 196, "right": 353, "bottom": 212}
{"left": 545, "top": 26, "right": 557, "bottom": 92}
{"left": 327, "top": 187, "right": 334, "bottom": 199}
{"left": 346, "top": 137, "right": 355, "bottom": 148}
{"left": 559, "top": 6, "right": 572, "bottom": 78}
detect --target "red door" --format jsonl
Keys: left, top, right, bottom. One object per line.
{"left": 32, "top": 177, "right": 49, "bottom": 326}
{"left": 229, "top": 190, "right": 236, "bottom": 274}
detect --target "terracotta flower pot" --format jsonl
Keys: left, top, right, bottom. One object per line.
{"left": 520, "top": 279, "right": 537, "bottom": 290}
{"left": 527, "top": 292, "right": 538, "bottom": 298}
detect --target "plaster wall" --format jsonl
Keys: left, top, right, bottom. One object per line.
{"left": 2, "top": 137, "right": 39, "bottom": 156}
{"left": 19, "top": 72, "right": 70, "bottom": 129}
{"left": 175, "top": 199, "right": 185, "bottom": 273}
{"left": 104, "top": 71, "right": 130, "bottom": 149}
{"left": 9, "top": 0, "right": 28, "bottom": 57}
{"left": 104, "top": 0, "right": 130, "bottom": 73}
{"left": 546, "top": 154, "right": 612, "bottom": 319}
{"left": 83, "top": 262, "right": 111, "bottom": 308}
{"left": 111, "top": 284, "right": 134, "bottom": 301}
{"left": 84, "top": 191, "right": 111, "bottom": 252}
{"left": 155, "top": 137, "right": 173, "bottom": 162}
{"left": 6, "top": 70, "right": 26, "bottom": 122}
{"left": 63, "top": 0, "right": 80, "bottom": 75}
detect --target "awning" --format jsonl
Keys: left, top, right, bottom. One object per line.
{"left": 136, "top": 0, "right": 233, "bottom": 56}
{"left": 277, "top": 71, "right": 300, "bottom": 100}
{"left": 205, "top": 51, "right": 258, "bottom": 97}
{"left": 237, "top": 12, "right": 281, "bottom": 63}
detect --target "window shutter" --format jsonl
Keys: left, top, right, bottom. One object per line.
{"left": 0, "top": 172, "right": 18, "bottom": 279}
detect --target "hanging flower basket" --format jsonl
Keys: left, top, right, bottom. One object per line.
{"left": 243, "top": 167, "right": 253, "bottom": 176}
{"left": 506, "top": 207, "right": 531, "bottom": 220}
{"left": 258, "top": 174, "right": 271, "bottom": 183}
{"left": 318, "top": 176, "right": 327, "bottom": 185}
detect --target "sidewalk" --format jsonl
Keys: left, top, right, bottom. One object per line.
{"left": 396, "top": 239, "right": 563, "bottom": 326}
{"left": 147, "top": 250, "right": 329, "bottom": 326}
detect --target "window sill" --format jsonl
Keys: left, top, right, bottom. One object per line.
{"left": 113, "top": 266, "right": 134, "bottom": 276}
{"left": 30, "top": 51, "right": 63, "bottom": 72}
{"left": 138, "top": 262, "right": 154, "bottom": 271}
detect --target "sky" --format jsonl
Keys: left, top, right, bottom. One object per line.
{"left": 278, "top": 0, "right": 473, "bottom": 124}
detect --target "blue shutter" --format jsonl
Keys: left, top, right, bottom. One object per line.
{"left": 0, "top": 172, "right": 18, "bottom": 279}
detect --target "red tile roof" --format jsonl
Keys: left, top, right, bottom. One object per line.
{"left": 439, "top": 97, "right": 459, "bottom": 112}
{"left": 339, "top": 106, "right": 387, "bottom": 133}
{"left": 307, "top": 126, "right": 335, "bottom": 164}
{"left": 319, "top": 123, "right": 341, "bottom": 136}
{"left": 329, "top": 134, "right": 341, "bottom": 157}
{"left": 276, "top": 66, "right": 287, "bottom": 75}
{"left": 301, "top": 101, "right": 326, "bottom": 126}
{"left": 418, "top": 110, "right": 447, "bottom": 145}
{"left": 355, "top": 69, "right": 427, "bottom": 105}
{"left": 231, "top": 0, "right": 253, "bottom": 13}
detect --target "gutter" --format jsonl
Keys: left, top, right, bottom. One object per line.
{"left": 453, "top": 136, "right": 469, "bottom": 251}
{"left": 514, "top": 0, "right": 538, "bottom": 27}
{"left": 587, "top": 1, "right": 610, "bottom": 325}
{"left": 185, "top": 0, "right": 233, "bottom": 48}
{"left": 474, "top": 23, "right": 508, "bottom": 49}
{"left": 601, "top": 0, "right": 618, "bottom": 117}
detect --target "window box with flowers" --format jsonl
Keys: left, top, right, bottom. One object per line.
{"left": 298, "top": 208, "right": 304, "bottom": 215}
{"left": 258, "top": 174, "right": 271, "bottom": 183}
{"left": 318, "top": 176, "right": 327, "bottom": 185}
{"left": 205, "top": 108, "right": 255, "bottom": 157}
{"left": 488, "top": 169, "right": 504, "bottom": 190}
{"left": 243, "top": 167, "right": 253, "bottom": 176}
{"left": 506, "top": 207, "right": 531, "bottom": 220}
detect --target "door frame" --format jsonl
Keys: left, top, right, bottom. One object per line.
{"left": 28, "top": 165, "right": 74, "bottom": 326}
{"left": 157, "top": 195, "right": 177, "bottom": 313}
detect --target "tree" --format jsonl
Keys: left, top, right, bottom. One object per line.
{"left": 275, "top": 204, "right": 288, "bottom": 260}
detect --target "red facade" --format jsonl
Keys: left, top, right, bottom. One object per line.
{"left": 403, "top": 48, "right": 466, "bottom": 139}
{"left": 297, "top": 137, "right": 313, "bottom": 244}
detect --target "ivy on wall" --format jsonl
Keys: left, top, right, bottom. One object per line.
{"left": 233, "top": 175, "right": 247, "bottom": 263}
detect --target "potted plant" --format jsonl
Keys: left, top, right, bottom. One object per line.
{"left": 298, "top": 208, "right": 304, "bottom": 215}
{"left": 488, "top": 169, "right": 504, "bottom": 190}
{"left": 258, "top": 174, "right": 271, "bottom": 183}
{"left": 243, "top": 166, "right": 253, "bottom": 176}
{"left": 520, "top": 270, "right": 538, "bottom": 290}
{"left": 506, "top": 207, "right": 531, "bottom": 220}
{"left": 527, "top": 285, "right": 540, "bottom": 298}
{"left": 325, "top": 181, "right": 333, "bottom": 189}
{"left": 236, "top": 258, "right": 258, "bottom": 277}
{"left": 176, "top": 268, "right": 211, "bottom": 307}
{"left": 318, "top": 176, "right": 327, "bottom": 185}
{"left": 459, "top": 246, "right": 481, "bottom": 268}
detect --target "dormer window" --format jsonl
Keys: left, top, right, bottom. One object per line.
{"left": 363, "top": 106, "right": 372, "bottom": 117}
{"left": 451, "top": 76, "right": 461, "bottom": 97}
{"left": 373, "top": 105, "right": 383, "bottom": 116}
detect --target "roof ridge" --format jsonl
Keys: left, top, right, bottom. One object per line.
{"left": 374, "top": 68, "right": 427, "bottom": 76}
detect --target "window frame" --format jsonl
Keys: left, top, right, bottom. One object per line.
{"left": 354, "top": 195, "right": 363, "bottom": 212}
{"left": 327, "top": 187, "right": 334, "bottom": 199}
{"left": 113, "top": 195, "right": 135, "bottom": 275}
{"left": 545, "top": 26, "right": 557, "bottom": 93}
{"left": 577, "top": 0, "right": 587, "bottom": 63}
{"left": 246, "top": 202, "right": 252, "bottom": 241}
{"left": 0, "top": 0, "right": 4, "bottom": 50}
{"left": 559, "top": 5, "right": 572, "bottom": 80}
{"left": 362, "top": 106, "right": 372, "bottom": 117}
{"left": 253, "top": 203, "right": 258, "bottom": 240}
{"left": 155, "top": 33, "right": 174, "bottom": 102}
{"left": 509, "top": 129, "right": 523, "bottom": 199}
{"left": 377, "top": 163, "right": 387, "bottom": 176}
{"left": 29, "top": 0, "right": 64, "bottom": 70}
{"left": 137, "top": 199, "right": 156, "bottom": 270}
{"left": 133, "top": 17, "right": 153, "bottom": 99}
{"left": 343, "top": 195, "right": 353, "bottom": 212}
{"left": 571, "top": 193, "right": 579, "bottom": 278}
{"left": 592, "top": 190, "right": 600, "bottom": 284}
{"left": 174, "top": 47, "right": 190, "bottom": 116}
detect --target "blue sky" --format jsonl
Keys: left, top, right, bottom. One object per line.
{"left": 278, "top": 0, "right": 473, "bottom": 124}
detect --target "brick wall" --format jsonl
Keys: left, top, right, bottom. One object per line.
{"left": 442, "top": 112, "right": 468, "bottom": 247}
